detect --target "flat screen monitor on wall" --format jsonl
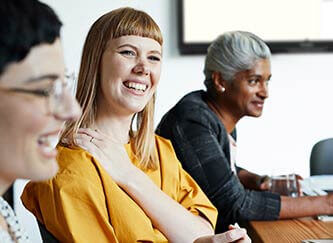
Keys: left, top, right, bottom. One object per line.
{"left": 179, "top": 0, "right": 333, "bottom": 54}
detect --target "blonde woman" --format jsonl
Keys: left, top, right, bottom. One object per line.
{"left": 22, "top": 8, "right": 250, "bottom": 243}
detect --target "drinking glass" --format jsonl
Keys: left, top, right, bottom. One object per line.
{"left": 269, "top": 174, "right": 299, "bottom": 197}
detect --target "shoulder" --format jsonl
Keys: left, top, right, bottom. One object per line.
{"left": 55, "top": 146, "right": 99, "bottom": 180}
{"left": 154, "top": 134, "right": 173, "bottom": 149}
{"left": 154, "top": 135, "right": 177, "bottom": 162}
{"left": 153, "top": 135, "right": 180, "bottom": 170}
{"left": 174, "top": 90, "right": 209, "bottom": 114}
{"left": 159, "top": 90, "right": 218, "bottom": 127}
{"left": 27, "top": 146, "right": 103, "bottom": 192}
{"left": 22, "top": 146, "right": 106, "bottom": 210}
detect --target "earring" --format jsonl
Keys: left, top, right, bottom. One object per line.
{"left": 221, "top": 87, "right": 225, "bottom": 92}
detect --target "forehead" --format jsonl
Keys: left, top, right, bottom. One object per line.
{"left": 235, "top": 59, "right": 271, "bottom": 79}
{"left": 248, "top": 59, "right": 271, "bottom": 74}
{"left": 0, "top": 38, "right": 64, "bottom": 86}
{"left": 107, "top": 35, "right": 162, "bottom": 53}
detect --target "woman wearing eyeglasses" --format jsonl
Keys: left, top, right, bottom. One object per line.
{"left": 0, "top": 0, "right": 80, "bottom": 242}
{"left": 22, "top": 7, "right": 250, "bottom": 243}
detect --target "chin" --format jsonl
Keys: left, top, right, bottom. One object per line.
{"left": 127, "top": 104, "right": 147, "bottom": 114}
{"left": 28, "top": 158, "right": 59, "bottom": 181}
{"left": 248, "top": 111, "right": 263, "bottom": 118}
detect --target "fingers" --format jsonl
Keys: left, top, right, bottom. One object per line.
{"left": 77, "top": 128, "right": 109, "bottom": 150}
{"left": 74, "top": 132, "right": 104, "bottom": 152}
{"left": 260, "top": 180, "right": 270, "bottom": 190}
{"left": 78, "top": 128, "right": 124, "bottom": 145}
{"left": 213, "top": 228, "right": 247, "bottom": 242}
{"left": 228, "top": 223, "right": 240, "bottom": 230}
{"left": 235, "top": 234, "right": 252, "bottom": 243}
{"left": 78, "top": 128, "right": 104, "bottom": 140}
{"left": 74, "top": 133, "right": 97, "bottom": 152}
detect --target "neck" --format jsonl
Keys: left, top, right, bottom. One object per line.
{"left": 206, "top": 94, "right": 241, "bottom": 134}
{"left": 94, "top": 110, "right": 133, "bottom": 144}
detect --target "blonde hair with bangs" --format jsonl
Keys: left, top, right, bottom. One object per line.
{"left": 61, "top": 7, "right": 163, "bottom": 171}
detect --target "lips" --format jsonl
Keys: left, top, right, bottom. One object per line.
{"left": 37, "top": 131, "right": 60, "bottom": 159}
{"left": 252, "top": 100, "right": 264, "bottom": 108}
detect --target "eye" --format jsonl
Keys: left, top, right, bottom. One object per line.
{"left": 33, "top": 84, "right": 54, "bottom": 97}
{"left": 248, "top": 79, "right": 259, "bottom": 85}
{"left": 119, "top": 50, "right": 136, "bottom": 56}
{"left": 148, "top": 55, "right": 161, "bottom": 62}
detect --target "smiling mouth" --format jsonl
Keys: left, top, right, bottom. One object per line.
{"left": 37, "top": 132, "right": 60, "bottom": 159}
{"left": 252, "top": 101, "right": 264, "bottom": 108}
{"left": 123, "top": 81, "right": 148, "bottom": 93}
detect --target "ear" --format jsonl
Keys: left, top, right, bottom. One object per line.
{"left": 212, "top": 71, "right": 226, "bottom": 93}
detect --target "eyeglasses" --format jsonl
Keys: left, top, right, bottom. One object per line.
{"left": 0, "top": 73, "right": 75, "bottom": 116}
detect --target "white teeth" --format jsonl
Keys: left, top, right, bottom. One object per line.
{"left": 42, "top": 146, "right": 54, "bottom": 153}
{"left": 126, "top": 82, "right": 147, "bottom": 91}
{"left": 38, "top": 134, "right": 59, "bottom": 149}
{"left": 49, "top": 136, "right": 59, "bottom": 148}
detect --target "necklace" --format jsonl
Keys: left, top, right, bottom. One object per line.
{"left": 0, "top": 197, "right": 29, "bottom": 243}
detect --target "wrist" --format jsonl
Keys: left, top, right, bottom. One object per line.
{"left": 325, "top": 194, "right": 333, "bottom": 215}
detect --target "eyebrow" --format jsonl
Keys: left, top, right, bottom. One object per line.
{"left": 24, "top": 74, "right": 59, "bottom": 84}
{"left": 249, "top": 74, "right": 272, "bottom": 80}
{"left": 149, "top": 50, "right": 162, "bottom": 56}
{"left": 117, "top": 44, "right": 162, "bottom": 56}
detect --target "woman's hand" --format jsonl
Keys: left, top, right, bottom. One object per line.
{"left": 74, "top": 128, "right": 137, "bottom": 186}
{"left": 194, "top": 224, "right": 251, "bottom": 243}
{"left": 227, "top": 224, "right": 251, "bottom": 243}
{"left": 258, "top": 175, "right": 270, "bottom": 191}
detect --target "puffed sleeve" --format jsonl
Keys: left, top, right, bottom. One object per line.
{"left": 177, "top": 162, "right": 218, "bottom": 228}
{"left": 155, "top": 136, "right": 218, "bottom": 229}
{"left": 21, "top": 147, "right": 118, "bottom": 243}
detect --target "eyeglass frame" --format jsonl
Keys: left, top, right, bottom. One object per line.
{"left": 0, "top": 72, "right": 76, "bottom": 116}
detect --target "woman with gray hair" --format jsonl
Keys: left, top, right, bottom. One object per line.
{"left": 157, "top": 30, "right": 333, "bottom": 233}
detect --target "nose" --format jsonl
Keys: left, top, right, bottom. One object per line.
{"left": 133, "top": 58, "right": 149, "bottom": 76}
{"left": 258, "top": 82, "right": 269, "bottom": 99}
{"left": 54, "top": 89, "right": 81, "bottom": 121}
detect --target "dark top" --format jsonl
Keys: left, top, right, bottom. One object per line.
{"left": 156, "top": 90, "right": 281, "bottom": 233}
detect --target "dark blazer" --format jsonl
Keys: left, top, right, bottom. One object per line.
{"left": 156, "top": 90, "right": 280, "bottom": 233}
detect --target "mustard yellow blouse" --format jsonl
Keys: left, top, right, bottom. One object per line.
{"left": 21, "top": 135, "right": 217, "bottom": 243}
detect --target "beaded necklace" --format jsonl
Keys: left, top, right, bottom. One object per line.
{"left": 0, "top": 197, "right": 30, "bottom": 243}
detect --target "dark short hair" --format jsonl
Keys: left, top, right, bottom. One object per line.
{"left": 0, "top": 0, "right": 62, "bottom": 75}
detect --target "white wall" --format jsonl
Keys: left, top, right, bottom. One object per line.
{"left": 16, "top": 0, "right": 333, "bottom": 241}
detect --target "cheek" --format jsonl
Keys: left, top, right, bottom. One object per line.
{"left": 0, "top": 98, "right": 49, "bottom": 146}
{"left": 151, "top": 66, "right": 161, "bottom": 87}
{"left": 0, "top": 99, "right": 50, "bottom": 176}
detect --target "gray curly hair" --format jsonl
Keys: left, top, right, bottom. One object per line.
{"left": 204, "top": 31, "right": 271, "bottom": 89}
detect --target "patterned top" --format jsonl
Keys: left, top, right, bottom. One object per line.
{"left": 0, "top": 197, "right": 30, "bottom": 243}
